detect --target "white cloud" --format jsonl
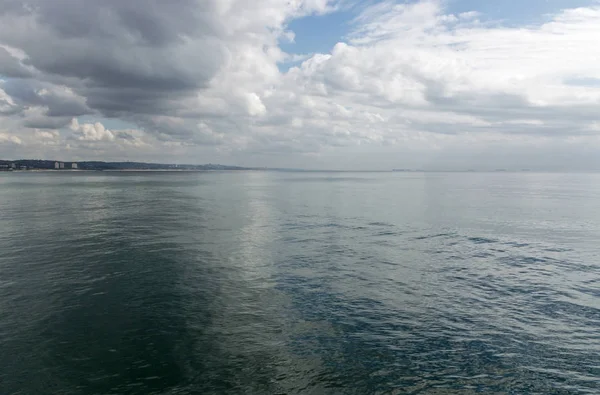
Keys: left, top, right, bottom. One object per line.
{"left": 245, "top": 93, "right": 267, "bottom": 116}
{"left": 70, "top": 119, "right": 115, "bottom": 142}
{"left": 35, "top": 129, "right": 59, "bottom": 139}
{"left": 254, "top": 1, "right": 600, "bottom": 160}
{"left": 0, "top": 86, "right": 16, "bottom": 111}
{"left": 0, "top": 132, "right": 22, "bottom": 145}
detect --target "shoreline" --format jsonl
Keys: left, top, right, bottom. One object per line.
{"left": 4, "top": 169, "right": 257, "bottom": 173}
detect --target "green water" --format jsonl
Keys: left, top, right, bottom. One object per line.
{"left": 1, "top": 171, "right": 599, "bottom": 394}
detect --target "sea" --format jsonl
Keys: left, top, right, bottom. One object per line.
{"left": 0, "top": 171, "right": 599, "bottom": 394}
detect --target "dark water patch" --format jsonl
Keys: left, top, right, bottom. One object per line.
{"left": 322, "top": 222, "right": 346, "bottom": 228}
{"left": 498, "top": 255, "right": 549, "bottom": 267}
{"left": 379, "top": 260, "right": 401, "bottom": 267}
{"left": 503, "top": 241, "right": 530, "bottom": 248}
{"left": 280, "top": 222, "right": 313, "bottom": 230}
{"left": 568, "top": 282, "right": 600, "bottom": 298}
{"left": 581, "top": 278, "right": 600, "bottom": 285}
{"left": 468, "top": 237, "right": 497, "bottom": 244}
{"left": 281, "top": 236, "right": 321, "bottom": 244}
{"left": 284, "top": 255, "right": 318, "bottom": 269}
{"left": 367, "top": 222, "right": 395, "bottom": 227}
{"left": 543, "top": 247, "right": 573, "bottom": 253}
{"left": 368, "top": 239, "right": 400, "bottom": 247}
{"left": 4, "top": 242, "right": 193, "bottom": 394}
{"left": 446, "top": 254, "right": 465, "bottom": 261}
{"left": 472, "top": 252, "right": 495, "bottom": 258}
{"left": 495, "top": 255, "right": 596, "bottom": 275}
{"left": 375, "top": 230, "right": 399, "bottom": 236}
{"left": 282, "top": 221, "right": 350, "bottom": 232}
{"left": 537, "top": 300, "right": 600, "bottom": 323}
{"left": 414, "top": 233, "right": 455, "bottom": 241}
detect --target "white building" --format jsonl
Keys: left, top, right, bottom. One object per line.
{"left": 72, "top": 163, "right": 78, "bottom": 169}
{"left": 59, "top": 162, "right": 65, "bottom": 169}
{"left": 55, "top": 162, "right": 60, "bottom": 169}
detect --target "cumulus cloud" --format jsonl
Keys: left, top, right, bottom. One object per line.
{"left": 70, "top": 119, "right": 115, "bottom": 142}
{"left": 0, "top": 0, "right": 599, "bottom": 169}
{"left": 34, "top": 129, "right": 59, "bottom": 139}
{"left": 254, "top": 0, "right": 600, "bottom": 167}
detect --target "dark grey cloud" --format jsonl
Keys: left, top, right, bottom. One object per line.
{"left": 113, "top": 130, "right": 137, "bottom": 141}
{"left": 23, "top": 116, "right": 71, "bottom": 129}
{"left": 36, "top": 0, "right": 219, "bottom": 45}
{"left": 135, "top": 116, "right": 226, "bottom": 146}
{"left": 0, "top": 0, "right": 225, "bottom": 122}
{"left": 1, "top": 79, "right": 91, "bottom": 118}
{"left": 0, "top": 0, "right": 26, "bottom": 14}
{"left": 0, "top": 47, "right": 32, "bottom": 78}
{"left": 45, "top": 100, "right": 90, "bottom": 117}
{"left": 83, "top": 86, "right": 188, "bottom": 118}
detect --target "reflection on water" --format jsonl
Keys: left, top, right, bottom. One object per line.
{"left": 1, "top": 171, "right": 599, "bottom": 394}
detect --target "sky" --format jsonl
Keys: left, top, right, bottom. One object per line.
{"left": 1, "top": 0, "right": 600, "bottom": 170}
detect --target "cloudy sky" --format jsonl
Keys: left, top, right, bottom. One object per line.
{"left": 1, "top": 0, "right": 600, "bottom": 170}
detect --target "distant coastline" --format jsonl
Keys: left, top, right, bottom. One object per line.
{"left": 0, "top": 159, "right": 255, "bottom": 172}
{"left": 0, "top": 160, "right": 587, "bottom": 173}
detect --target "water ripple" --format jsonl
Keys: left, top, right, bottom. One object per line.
{"left": 1, "top": 172, "right": 599, "bottom": 394}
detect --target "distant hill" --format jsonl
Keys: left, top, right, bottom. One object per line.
{"left": 0, "top": 159, "right": 253, "bottom": 171}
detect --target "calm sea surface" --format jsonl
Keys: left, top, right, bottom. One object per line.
{"left": 1, "top": 171, "right": 599, "bottom": 394}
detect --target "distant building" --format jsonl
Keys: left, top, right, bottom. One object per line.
{"left": 55, "top": 162, "right": 60, "bottom": 169}
{"left": 59, "top": 162, "right": 65, "bottom": 169}
{"left": 20, "top": 166, "right": 27, "bottom": 170}
{"left": 71, "top": 163, "right": 78, "bottom": 169}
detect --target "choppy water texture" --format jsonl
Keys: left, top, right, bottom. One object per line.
{"left": 1, "top": 171, "right": 599, "bottom": 394}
